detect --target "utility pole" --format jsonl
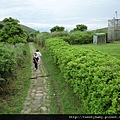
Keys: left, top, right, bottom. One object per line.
{"left": 115, "top": 11, "right": 118, "bottom": 19}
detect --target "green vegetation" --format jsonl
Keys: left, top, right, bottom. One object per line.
{"left": 33, "top": 26, "right": 108, "bottom": 48}
{"left": 0, "top": 43, "right": 26, "bottom": 89}
{"left": 34, "top": 44, "right": 84, "bottom": 114}
{"left": 50, "top": 26, "right": 65, "bottom": 32}
{"left": 68, "top": 31, "right": 93, "bottom": 44}
{"left": 75, "top": 42, "right": 120, "bottom": 59}
{"left": 0, "top": 21, "right": 36, "bottom": 34}
{"left": 1, "top": 16, "right": 119, "bottom": 114}
{"left": 0, "top": 43, "right": 31, "bottom": 113}
{"left": 0, "top": 17, "right": 35, "bottom": 114}
{"left": 70, "top": 24, "right": 88, "bottom": 32}
{"left": 45, "top": 37, "right": 120, "bottom": 114}
{"left": 0, "top": 17, "right": 27, "bottom": 43}
{"left": 34, "top": 32, "right": 51, "bottom": 47}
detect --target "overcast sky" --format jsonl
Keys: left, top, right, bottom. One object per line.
{"left": 0, "top": 0, "right": 120, "bottom": 32}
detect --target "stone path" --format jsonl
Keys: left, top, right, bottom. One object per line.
{"left": 21, "top": 43, "right": 51, "bottom": 114}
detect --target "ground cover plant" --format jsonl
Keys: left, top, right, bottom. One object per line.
{"left": 45, "top": 37, "right": 120, "bottom": 114}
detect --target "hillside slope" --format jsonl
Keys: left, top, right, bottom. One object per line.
{"left": 0, "top": 21, "right": 36, "bottom": 34}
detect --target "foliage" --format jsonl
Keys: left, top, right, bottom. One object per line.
{"left": 68, "top": 31, "right": 93, "bottom": 44}
{"left": 0, "top": 42, "right": 26, "bottom": 92}
{"left": 0, "top": 22, "right": 4, "bottom": 29}
{"left": 33, "top": 32, "right": 51, "bottom": 48}
{"left": 45, "top": 38, "right": 120, "bottom": 114}
{"left": 51, "top": 31, "right": 69, "bottom": 37}
{"left": 27, "top": 30, "right": 40, "bottom": 42}
{"left": 70, "top": 24, "right": 87, "bottom": 32}
{"left": 50, "top": 26, "right": 65, "bottom": 32}
{"left": 0, "top": 43, "right": 16, "bottom": 79}
{"left": 93, "top": 27, "right": 108, "bottom": 33}
{"left": 0, "top": 17, "right": 27, "bottom": 43}
{"left": 40, "top": 48, "right": 84, "bottom": 114}
{"left": 75, "top": 42, "right": 120, "bottom": 60}
{"left": 0, "top": 43, "right": 31, "bottom": 113}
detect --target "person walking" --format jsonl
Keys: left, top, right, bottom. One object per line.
{"left": 36, "top": 49, "right": 42, "bottom": 66}
{"left": 33, "top": 52, "right": 39, "bottom": 70}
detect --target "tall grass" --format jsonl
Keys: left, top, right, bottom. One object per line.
{"left": 0, "top": 43, "right": 31, "bottom": 113}
{"left": 35, "top": 32, "right": 51, "bottom": 47}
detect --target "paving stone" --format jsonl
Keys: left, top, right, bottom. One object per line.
{"left": 34, "top": 96, "right": 42, "bottom": 100}
{"left": 26, "top": 98, "right": 31, "bottom": 101}
{"left": 35, "top": 93, "right": 43, "bottom": 97}
{"left": 43, "top": 92, "right": 47, "bottom": 96}
{"left": 21, "top": 110, "right": 24, "bottom": 113}
{"left": 21, "top": 44, "right": 51, "bottom": 114}
{"left": 37, "top": 87, "right": 43, "bottom": 91}
{"left": 36, "top": 91, "right": 43, "bottom": 94}
{"left": 24, "top": 102, "right": 30, "bottom": 107}
{"left": 41, "top": 107, "right": 47, "bottom": 112}
{"left": 32, "top": 99, "right": 40, "bottom": 105}
{"left": 24, "top": 108, "right": 31, "bottom": 114}
{"left": 31, "top": 93, "right": 35, "bottom": 97}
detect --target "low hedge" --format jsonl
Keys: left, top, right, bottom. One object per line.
{"left": 45, "top": 37, "right": 120, "bottom": 114}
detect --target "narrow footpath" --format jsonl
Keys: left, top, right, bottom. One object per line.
{"left": 21, "top": 43, "right": 51, "bottom": 114}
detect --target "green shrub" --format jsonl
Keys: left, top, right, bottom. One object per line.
{"left": 0, "top": 42, "right": 26, "bottom": 87}
{"left": 35, "top": 32, "right": 51, "bottom": 47}
{"left": 69, "top": 31, "right": 93, "bottom": 44}
{"left": 45, "top": 38, "right": 120, "bottom": 114}
{"left": 51, "top": 31, "right": 69, "bottom": 38}
{"left": 7, "top": 35, "right": 27, "bottom": 44}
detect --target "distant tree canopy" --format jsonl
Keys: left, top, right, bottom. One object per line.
{"left": 50, "top": 26, "right": 65, "bottom": 32}
{"left": 71, "top": 24, "right": 88, "bottom": 32}
{"left": 0, "top": 17, "right": 27, "bottom": 43}
{"left": 0, "top": 22, "right": 4, "bottom": 29}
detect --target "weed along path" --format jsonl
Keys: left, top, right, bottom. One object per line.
{"left": 21, "top": 43, "right": 51, "bottom": 114}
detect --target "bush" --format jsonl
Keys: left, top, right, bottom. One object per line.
{"left": 35, "top": 32, "right": 51, "bottom": 47}
{"left": 45, "top": 38, "right": 120, "bottom": 114}
{"left": 7, "top": 35, "right": 27, "bottom": 44}
{"left": 69, "top": 31, "right": 93, "bottom": 44}
{"left": 51, "top": 31, "right": 69, "bottom": 38}
{"left": 0, "top": 42, "right": 26, "bottom": 89}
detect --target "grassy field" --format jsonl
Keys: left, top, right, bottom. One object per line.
{"left": 75, "top": 41, "right": 120, "bottom": 60}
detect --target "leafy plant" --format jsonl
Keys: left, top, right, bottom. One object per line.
{"left": 0, "top": 42, "right": 26, "bottom": 94}
{"left": 45, "top": 37, "right": 120, "bottom": 114}
{"left": 0, "top": 17, "right": 27, "bottom": 43}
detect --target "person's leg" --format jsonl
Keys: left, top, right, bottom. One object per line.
{"left": 35, "top": 62, "right": 37, "bottom": 70}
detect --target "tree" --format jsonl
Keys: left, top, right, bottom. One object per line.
{"left": 50, "top": 26, "right": 65, "bottom": 32}
{"left": 0, "top": 17, "right": 27, "bottom": 43}
{"left": 76, "top": 24, "right": 87, "bottom": 31}
{"left": 70, "top": 24, "right": 87, "bottom": 32}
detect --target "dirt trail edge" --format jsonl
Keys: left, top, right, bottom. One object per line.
{"left": 21, "top": 43, "right": 50, "bottom": 114}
